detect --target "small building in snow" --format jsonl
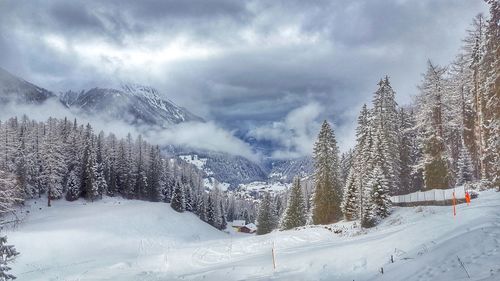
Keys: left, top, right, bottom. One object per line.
{"left": 240, "top": 223, "right": 257, "bottom": 234}
{"left": 232, "top": 220, "right": 246, "bottom": 230}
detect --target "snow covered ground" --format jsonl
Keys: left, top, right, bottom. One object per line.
{"left": 6, "top": 191, "right": 500, "bottom": 281}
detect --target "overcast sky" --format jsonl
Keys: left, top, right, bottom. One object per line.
{"left": 0, "top": 0, "right": 488, "bottom": 158}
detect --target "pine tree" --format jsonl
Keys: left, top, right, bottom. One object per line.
{"left": 0, "top": 169, "right": 22, "bottom": 214}
{"left": 170, "top": 181, "right": 185, "bottom": 213}
{"left": 95, "top": 164, "right": 108, "bottom": 199}
{"left": 0, "top": 236, "right": 19, "bottom": 281}
{"left": 206, "top": 193, "right": 216, "bottom": 225}
{"left": 368, "top": 165, "right": 391, "bottom": 221}
{"left": 65, "top": 169, "right": 81, "bottom": 201}
{"left": 456, "top": 141, "right": 475, "bottom": 186}
{"left": 147, "top": 146, "right": 162, "bottom": 202}
{"left": 312, "top": 120, "right": 342, "bottom": 225}
{"left": 341, "top": 168, "right": 359, "bottom": 221}
{"left": 41, "top": 118, "right": 66, "bottom": 206}
{"left": 372, "top": 77, "right": 401, "bottom": 194}
{"left": 257, "top": 192, "right": 276, "bottom": 235}
{"left": 281, "top": 177, "right": 306, "bottom": 230}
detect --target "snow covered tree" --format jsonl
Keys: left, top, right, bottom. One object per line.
{"left": 0, "top": 169, "right": 21, "bottom": 215}
{"left": 81, "top": 124, "right": 100, "bottom": 202}
{"left": 367, "top": 165, "right": 391, "bottom": 221}
{"left": 341, "top": 168, "right": 359, "bottom": 221}
{"left": 147, "top": 146, "right": 162, "bottom": 202}
{"left": 312, "top": 120, "right": 342, "bottom": 225}
{"left": 0, "top": 236, "right": 19, "bottom": 281}
{"left": 170, "top": 181, "right": 185, "bottom": 213}
{"left": 257, "top": 192, "right": 276, "bottom": 235}
{"left": 65, "top": 169, "right": 81, "bottom": 201}
{"left": 41, "top": 118, "right": 66, "bottom": 206}
{"left": 281, "top": 177, "right": 306, "bottom": 230}
{"left": 481, "top": 0, "right": 500, "bottom": 188}
{"left": 456, "top": 141, "right": 475, "bottom": 186}
{"left": 95, "top": 166, "right": 107, "bottom": 199}
{"left": 372, "top": 77, "right": 401, "bottom": 194}
{"left": 415, "top": 61, "right": 451, "bottom": 190}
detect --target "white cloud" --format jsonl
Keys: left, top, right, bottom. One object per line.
{"left": 248, "top": 102, "right": 323, "bottom": 159}
{"left": 0, "top": 100, "right": 257, "bottom": 160}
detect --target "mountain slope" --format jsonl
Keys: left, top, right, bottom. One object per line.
{"left": 178, "top": 151, "right": 268, "bottom": 188}
{"left": 8, "top": 190, "right": 500, "bottom": 280}
{"left": 60, "top": 84, "right": 203, "bottom": 127}
{"left": 0, "top": 67, "right": 56, "bottom": 104}
{"left": 266, "top": 156, "right": 314, "bottom": 182}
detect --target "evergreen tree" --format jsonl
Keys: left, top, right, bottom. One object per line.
{"left": 312, "top": 120, "right": 342, "bottom": 225}
{"left": 368, "top": 165, "right": 391, "bottom": 221}
{"left": 95, "top": 164, "right": 108, "bottom": 199}
{"left": 0, "top": 169, "right": 22, "bottom": 214}
{"left": 372, "top": 77, "right": 401, "bottom": 194}
{"left": 65, "top": 169, "right": 81, "bottom": 201}
{"left": 456, "top": 141, "right": 475, "bottom": 186}
{"left": 341, "top": 168, "right": 359, "bottom": 221}
{"left": 206, "top": 193, "right": 216, "bottom": 225}
{"left": 257, "top": 192, "right": 276, "bottom": 235}
{"left": 281, "top": 177, "right": 306, "bottom": 230}
{"left": 0, "top": 236, "right": 19, "bottom": 281}
{"left": 147, "top": 146, "right": 162, "bottom": 202}
{"left": 170, "top": 181, "right": 185, "bottom": 213}
{"left": 41, "top": 118, "right": 66, "bottom": 206}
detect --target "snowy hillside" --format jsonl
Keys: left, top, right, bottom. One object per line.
{"left": 0, "top": 67, "right": 56, "bottom": 104}
{"left": 7, "top": 191, "right": 500, "bottom": 281}
{"left": 60, "top": 84, "right": 203, "bottom": 127}
{"left": 177, "top": 151, "right": 268, "bottom": 188}
{"left": 266, "top": 156, "right": 314, "bottom": 183}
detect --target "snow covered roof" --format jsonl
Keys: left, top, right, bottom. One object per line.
{"left": 244, "top": 223, "right": 257, "bottom": 231}
{"left": 232, "top": 220, "right": 246, "bottom": 227}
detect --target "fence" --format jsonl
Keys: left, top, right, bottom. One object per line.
{"left": 390, "top": 187, "right": 468, "bottom": 206}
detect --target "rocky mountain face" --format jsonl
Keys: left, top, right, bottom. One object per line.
{"left": 0, "top": 67, "right": 56, "bottom": 104}
{"left": 60, "top": 84, "right": 203, "bottom": 127}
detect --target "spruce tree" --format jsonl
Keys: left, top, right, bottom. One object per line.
{"left": 170, "top": 181, "right": 185, "bottom": 213}
{"left": 0, "top": 236, "right": 19, "bottom": 281}
{"left": 312, "top": 120, "right": 342, "bottom": 225}
{"left": 281, "top": 177, "right": 306, "bottom": 230}
{"left": 257, "top": 192, "right": 276, "bottom": 235}
{"left": 372, "top": 77, "right": 401, "bottom": 194}
{"left": 368, "top": 165, "right": 391, "bottom": 221}
{"left": 456, "top": 142, "right": 475, "bottom": 186}
{"left": 341, "top": 168, "right": 359, "bottom": 221}
{"left": 65, "top": 169, "right": 81, "bottom": 201}
{"left": 147, "top": 146, "right": 162, "bottom": 202}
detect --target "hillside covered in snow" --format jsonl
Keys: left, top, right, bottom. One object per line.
{"left": 6, "top": 191, "right": 500, "bottom": 281}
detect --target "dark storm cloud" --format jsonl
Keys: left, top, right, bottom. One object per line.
{"left": 0, "top": 0, "right": 488, "bottom": 157}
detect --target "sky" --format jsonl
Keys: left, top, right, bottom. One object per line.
{"left": 0, "top": 0, "right": 488, "bottom": 159}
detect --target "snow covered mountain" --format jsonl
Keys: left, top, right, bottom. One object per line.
{"left": 60, "top": 84, "right": 204, "bottom": 127}
{"left": 177, "top": 151, "right": 268, "bottom": 188}
{"left": 266, "top": 156, "right": 314, "bottom": 183}
{"left": 0, "top": 67, "right": 56, "bottom": 104}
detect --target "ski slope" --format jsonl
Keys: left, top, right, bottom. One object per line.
{"left": 6, "top": 191, "right": 500, "bottom": 281}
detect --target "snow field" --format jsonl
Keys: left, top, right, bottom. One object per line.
{"left": 6, "top": 190, "right": 500, "bottom": 281}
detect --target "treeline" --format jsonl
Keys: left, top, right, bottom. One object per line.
{"left": 257, "top": 2, "right": 499, "bottom": 233}
{"left": 0, "top": 116, "right": 257, "bottom": 230}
